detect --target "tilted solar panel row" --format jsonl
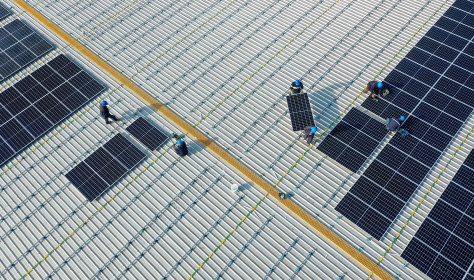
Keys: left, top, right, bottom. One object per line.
{"left": 0, "top": 54, "right": 106, "bottom": 166}
{"left": 0, "top": 19, "right": 54, "bottom": 83}
{"left": 65, "top": 133, "right": 146, "bottom": 201}
{"left": 402, "top": 150, "right": 474, "bottom": 280}
{"left": 286, "top": 93, "right": 315, "bottom": 131}
{"left": 336, "top": 1, "right": 474, "bottom": 240}
{"left": 317, "top": 108, "right": 387, "bottom": 172}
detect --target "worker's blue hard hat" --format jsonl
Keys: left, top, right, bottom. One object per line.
{"left": 177, "top": 139, "right": 183, "bottom": 145}
{"left": 311, "top": 127, "right": 317, "bottom": 133}
{"left": 295, "top": 79, "right": 301, "bottom": 86}
{"left": 400, "top": 115, "right": 405, "bottom": 121}
{"left": 101, "top": 100, "right": 108, "bottom": 106}
{"left": 377, "top": 82, "right": 383, "bottom": 88}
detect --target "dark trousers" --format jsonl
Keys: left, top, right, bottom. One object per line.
{"left": 104, "top": 115, "right": 118, "bottom": 124}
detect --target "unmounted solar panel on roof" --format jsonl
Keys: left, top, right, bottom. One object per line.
{"left": 65, "top": 134, "right": 146, "bottom": 201}
{"left": 0, "top": 19, "right": 54, "bottom": 83}
{"left": 126, "top": 117, "right": 169, "bottom": 150}
{"left": 0, "top": 3, "right": 12, "bottom": 21}
{"left": 0, "top": 54, "right": 106, "bottom": 166}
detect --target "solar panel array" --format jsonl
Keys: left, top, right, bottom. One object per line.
{"left": 0, "top": 2, "right": 12, "bottom": 21}
{"left": 401, "top": 150, "right": 474, "bottom": 280}
{"left": 0, "top": 19, "right": 54, "bottom": 83}
{"left": 125, "top": 117, "right": 169, "bottom": 150}
{"left": 0, "top": 54, "right": 106, "bottom": 166}
{"left": 317, "top": 108, "right": 387, "bottom": 172}
{"left": 336, "top": 0, "right": 474, "bottom": 240}
{"left": 286, "top": 93, "right": 315, "bottom": 131}
{"left": 65, "top": 133, "right": 146, "bottom": 201}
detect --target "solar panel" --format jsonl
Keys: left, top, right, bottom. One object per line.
{"left": 0, "top": 19, "right": 54, "bottom": 83}
{"left": 317, "top": 108, "right": 386, "bottom": 172}
{"left": 125, "top": 117, "right": 169, "bottom": 150}
{"left": 0, "top": 3, "right": 11, "bottom": 21}
{"left": 402, "top": 149, "right": 474, "bottom": 280}
{"left": 286, "top": 93, "right": 315, "bottom": 131}
{"left": 340, "top": 1, "right": 474, "bottom": 241}
{"left": 0, "top": 54, "right": 106, "bottom": 167}
{"left": 65, "top": 133, "right": 146, "bottom": 201}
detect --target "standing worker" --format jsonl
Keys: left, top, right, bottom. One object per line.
{"left": 289, "top": 79, "right": 304, "bottom": 95}
{"left": 99, "top": 100, "right": 119, "bottom": 124}
{"left": 173, "top": 139, "right": 188, "bottom": 157}
{"left": 303, "top": 126, "right": 317, "bottom": 145}
{"left": 363, "top": 81, "right": 388, "bottom": 101}
{"left": 386, "top": 115, "right": 405, "bottom": 132}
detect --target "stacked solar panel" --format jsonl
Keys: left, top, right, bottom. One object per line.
{"left": 0, "top": 19, "right": 54, "bottom": 82}
{"left": 402, "top": 150, "right": 474, "bottom": 280}
{"left": 317, "top": 108, "right": 387, "bottom": 172}
{"left": 0, "top": 54, "right": 105, "bottom": 166}
{"left": 65, "top": 134, "right": 146, "bottom": 201}
{"left": 336, "top": 0, "right": 474, "bottom": 240}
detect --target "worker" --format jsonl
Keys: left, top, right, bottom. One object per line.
{"left": 303, "top": 126, "right": 317, "bottom": 145}
{"left": 289, "top": 79, "right": 304, "bottom": 95}
{"left": 363, "top": 81, "right": 388, "bottom": 101}
{"left": 99, "top": 100, "right": 119, "bottom": 124}
{"left": 386, "top": 115, "right": 405, "bottom": 132}
{"left": 173, "top": 139, "right": 188, "bottom": 157}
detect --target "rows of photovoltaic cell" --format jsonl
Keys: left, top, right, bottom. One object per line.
{"left": 336, "top": 1, "right": 474, "bottom": 240}
{"left": 0, "top": 19, "right": 54, "bottom": 82}
{"left": 0, "top": 2, "right": 11, "bottom": 21}
{"left": 125, "top": 117, "right": 169, "bottom": 150}
{"left": 401, "top": 150, "right": 474, "bottom": 280}
{"left": 317, "top": 108, "right": 386, "bottom": 172}
{"left": 65, "top": 134, "right": 146, "bottom": 201}
{"left": 0, "top": 54, "right": 106, "bottom": 166}
{"left": 286, "top": 93, "right": 315, "bottom": 131}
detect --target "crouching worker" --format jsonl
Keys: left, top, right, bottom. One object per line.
{"left": 173, "top": 139, "right": 188, "bottom": 157}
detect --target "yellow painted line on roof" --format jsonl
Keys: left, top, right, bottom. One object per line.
{"left": 16, "top": 1, "right": 394, "bottom": 279}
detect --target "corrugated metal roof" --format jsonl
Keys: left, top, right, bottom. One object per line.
{"left": 1, "top": 0, "right": 472, "bottom": 279}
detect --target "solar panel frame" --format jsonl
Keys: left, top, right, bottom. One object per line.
{"left": 0, "top": 54, "right": 106, "bottom": 167}
{"left": 0, "top": 19, "right": 54, "bottom": 83}
{"left": 286, "top": 93, "right": 315, "bottom": 131}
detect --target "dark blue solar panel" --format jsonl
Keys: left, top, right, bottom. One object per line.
{"left": 356, "top": 208, "right": 391, "bottom": 240}
{"left": 435, "top": 16, "right": 459, "bottom": 32}
{"left": 286, "top": 93, "right": 315, "bottom": 131}
{"left": 371, "top": 190, "right": 404, "bottom": 220}
{"left": 126, "top": 117, "right": 169, "bottom": 151}
{"left": 392, "top": 92, "right": 419, "bottom": 112}
{"left": 402, "top": 238, "right": 438, "bottom": 273}
{"left": 426, "top": 26, "right": 450, "bottom": 42}
{"left": 335, "top": 193, "right": 366, "bottom": 224}
{"left": 454, "top": 53, "right": 474, "bottom": 72}
{"left": 424, "top": 89, "right": 451, "bottom": 110}
{"left": 0, "top": 20, "right": 54, "bottom": 83}
{"left": 395, "top": 58, "right": 421, "bottom": 76}
{"left": 405, "top": 47, "right": 430, "bottom": 64}
{"left": 445, "top": 65, "right": 470, "bottom": 84}
{"left": 318, "top": 108, "right": 385, "bottom": 173}
{"left": 413, "top": 67, "right": 440, "bottom": 86}
{"left": 385, "top": 173, "right": 417, "bottom": 201}
{"left": 0, "top": 54, "right": 105, "bottom": 167}
{"left": 424, "top": 55, "right": 450, "bottom": 74}
{"left": 403, "top": 148, "right": 474, "bottom": 279}
{"left": 444, "top": 34, "right": 469, "bottom": 50}
{"left": 66, "top": 133, "right": 146, "bottom": 201}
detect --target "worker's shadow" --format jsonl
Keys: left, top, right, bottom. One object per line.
{"left": 120, "top": 105, "right": 156, "bottom": 121}
{"left": 307, "top": 82, "right": 350, "bottom": 122}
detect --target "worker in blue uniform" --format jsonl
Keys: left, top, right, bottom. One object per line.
{"left": 289, "top": 79, "right": 304, "bottom": 95}
{"left": 363, "top": 81, "right": 388, "bottom": 101}
{"left": 173, "top": 139, "right": 188, "bottom": 157}
{"left": 99, "top": 100, "right": 119, "bottom": 124}
{"left": 386, "top": 115, "right": 405, "bottom": 132}
{"left": 303, "top": 126, "right": 317, "bottom": 145}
